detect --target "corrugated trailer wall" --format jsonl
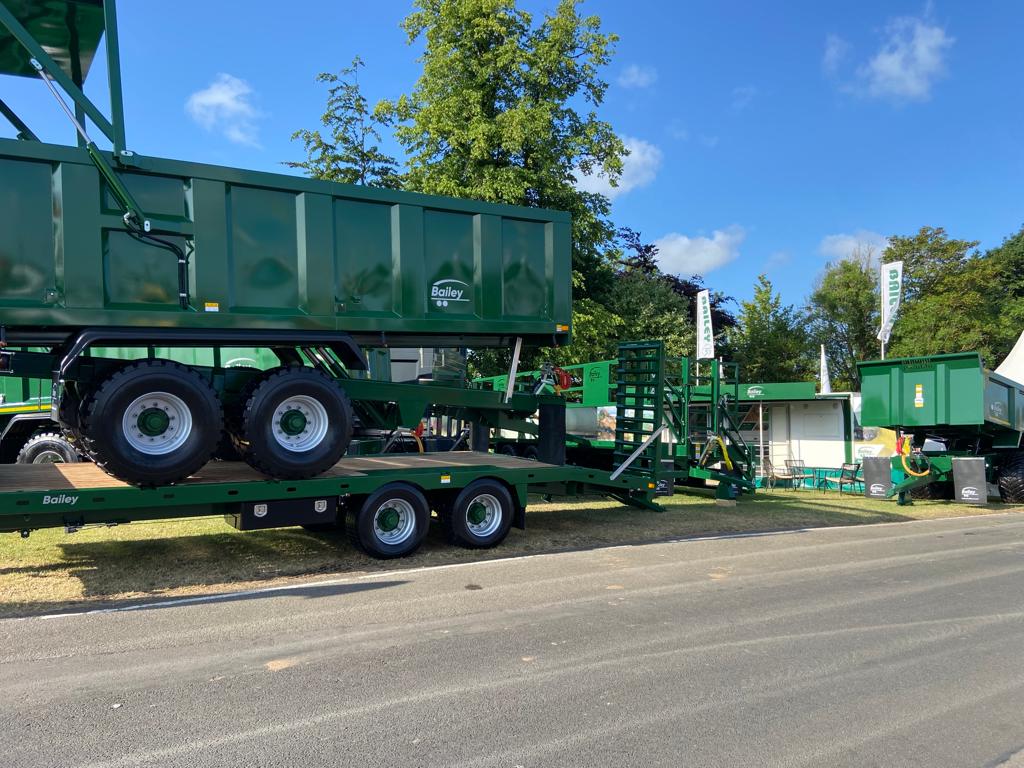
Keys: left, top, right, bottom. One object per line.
{"left": 0, "top": 141, "right": 572, "bottom": 346}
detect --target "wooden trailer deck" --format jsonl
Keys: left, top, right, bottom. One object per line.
{"left": 0, "top": 452, "right": 553, "bottom": 494}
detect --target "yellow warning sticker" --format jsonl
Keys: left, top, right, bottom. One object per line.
{"left": 914, "top": 383, "right": 924, "bottom": 408}
{"left": 440, "top": 473, "right": 452, "bottom": 485}
{"left": 204, "top": 302, "right": 220, "bottom": 313}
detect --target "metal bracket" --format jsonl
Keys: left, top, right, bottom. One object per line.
{"left": 610, "top": 425, "right": 669, "bottom": 481}
{"left": 30, "top": 58, "right": 151, "bottom": 234}
{"left": 504, "top": 337, "right": 523, "bottom": 403}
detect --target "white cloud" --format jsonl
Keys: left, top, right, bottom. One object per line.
{"left": 819, "top": 230, "right": 890, "bottom": 262}
{"left": 731, "top": 85, "right": 756, "bottom": 110}
{"left": 698, "top": 134, "right": 719, "bottom": 148}
{"left": 667, "top": 121, "right": 689, "bottom": 141}
{"left": 654, "top": 226, "right": 746, "bottom": 276}
{"left": 186, "top": 73, "right": 263, "bottom": 147}
{"left": 822, "top": 34, "right": 850, "bottom": 76}
{"left": 617, "top": 64, "right": 657, "bottom": 89}
{"left": 858, "top": 16, "right": 953, "bottom": 101}
{"left": 764, "top": 250, "right": 791, "bottom": 271}
{"left": 575, "top": 136, "right": 663, "bottom": 201}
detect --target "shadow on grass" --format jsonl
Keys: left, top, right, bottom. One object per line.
{"left": 4, "top": 488, "right": 1003, "bottom": 618}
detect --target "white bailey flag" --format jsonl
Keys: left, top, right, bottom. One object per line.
{"left": 695, "top": 289, "right": 715, "bottom": 360}
{"left": 819, "top": 344, "right": 832, "bottom": 394}
{"left": 877, "top": 260, "right": 904, "bottom": 343}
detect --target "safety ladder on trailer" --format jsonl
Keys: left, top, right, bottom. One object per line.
{"left": 612, "top": 342, "right": 686, "bottom": 499}
{"left": 682, "top": 356, "right": 755, "bottom": 494}
{"left": 611, "top": 341, "right": 756, "bottom": 503}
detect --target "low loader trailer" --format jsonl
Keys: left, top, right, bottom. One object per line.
{"left": 0, "top": 341, "right": 732, "bottom": 559}
{"left": 0, "top": 452, "right": 659, "bottom": 559}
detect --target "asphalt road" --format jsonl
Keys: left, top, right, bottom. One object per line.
{"left": 4, "top": 513, "right": 1024, "bottom": 767}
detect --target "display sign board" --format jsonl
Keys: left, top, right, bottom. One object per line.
{"left": 862, "top": 456, "right": 893, "bottom": 499}
{"left": 952, "top": 457, "right": 988, "bottom": 505}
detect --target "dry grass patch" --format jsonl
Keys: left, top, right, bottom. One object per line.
{"left": 1, "top": 489, "right": 1019, "bottom": 617}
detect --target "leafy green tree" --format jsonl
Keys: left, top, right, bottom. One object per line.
{"left": 376, "top": 0, "right": 626, "bottom": 295}
{"left": 807, "top": 248, "right": 879, "bottom": 389}
{"left": 883, "top": 227, "right": 1002, "bottom": 363}
{"left": 985, "top": 226, "right": 1024, "bottom": 363}
{"left": 884, "top": 226, "right": 978, "bottom": 305}
{"left": 730, "top": 275, "right": 810, "bottom": 382}
{"left": 287, "top": 57, "right": 400, "bottom": 187}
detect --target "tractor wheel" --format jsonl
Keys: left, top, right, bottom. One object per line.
{"left": 521, "top": 444, "right": 539, "bottom": 461}
{"left": 347, "top": 483, "right": 430, "bottom": 558}
{"left": 233, "top": 366, "right": 353, "bottom": 479}
{"left": 16, "top": 431, "right": 81, "bottom": 465}
{"left": 997, "top": 452, "right": 1024, "bottom": 504}
{"left": 79, "top": 360, "right": 222, "bottom": 487}
{"left": 910, "top": 482, "right": 954, "bottom": 501}
{"left": 443, "top": 479, "right": 514, "bottom": 549}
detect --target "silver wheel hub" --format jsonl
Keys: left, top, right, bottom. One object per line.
{"left": 373, "top": 498, "right": 416, "bottom": 546}
{"left": 122, "top": 392, "right": 193, "bottom": 456}
{"left": 271, "top": 395, "right": 329, "bottom": 453}
{"left": 465, "top": 493, "right": 502, "bottom": 538}
{"left": 33, "top": 449, "right": 66, "bottom": 464}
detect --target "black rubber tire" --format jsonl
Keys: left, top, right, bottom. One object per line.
{"left": 79, "top": 360, "right": 222, "bottom": 487}
{"left": 520, "top": 444, "right": 539, "bottom": 461}
{"left": 233, "top": 366, "right": 353, "bottom": 479}
{"left": 497, "top": 443, "right": 518, "bottom": 457}
{"left": 997, "top": 452, "right": 1024, "bottom": 504}
{"left": 910, "top": 481, "right": 954, "bottom": 501}
{"left": 443, "top": 479, "right": 514, "bottom": 549}
{"left": 347, "top": 483, "right": 430, "bottom": 559}
{"left": 16, "top": 431, "right": 81, "bottom": 464}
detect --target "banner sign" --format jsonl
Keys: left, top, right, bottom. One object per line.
{"left": 696, "top": 290, "right": 715, "bottom": 360}
{"left": 877, "top": 260, "right": 904, "bottom": 343}
{"left": 819, "top": 344, "right": 832, "bottom": 394}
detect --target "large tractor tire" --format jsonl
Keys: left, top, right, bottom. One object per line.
{"left": 997, "top": 452, "right": 1024, "bottom": 504}
{"left": 16, "top": 431, "right": 81, "bottom": 465}
{"left": 910, "top": 481, "right": 954, "bottom": 501}
{"left": 232, "top": 366, "right": 353, "bottom": 479}
{"left": 78, "top": 360, "right": 223, "bottom": 487}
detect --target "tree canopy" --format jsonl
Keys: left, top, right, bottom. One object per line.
{"left": 288, "top": 1, "right": 1024, "bottom": 387}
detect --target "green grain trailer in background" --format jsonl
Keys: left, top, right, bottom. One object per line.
{"left": 857, "top": 352, "right": 1024, "bottom": 503}
{"left": 0, "top": 0, "right": 570, "bottom": 487}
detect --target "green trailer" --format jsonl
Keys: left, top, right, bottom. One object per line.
{"left": 0, "top": 0, "right": 571, "bottom": 487}
{"left": 475, "top": 342, "right": 757, "bottom": 500}
{"left": 857, "top": 352, "right": 1024, "bottom": 503}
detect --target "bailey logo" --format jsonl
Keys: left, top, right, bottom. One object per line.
{"left": 42, "top": 494, "right": 78, "bottom": 506}
{"left": 869, "top": 483, "right": 886, "bottom": 496}
{"left": 746, "top": 386, "right": 764, "bottom": 397}
{"left": 430, "top": 279, "right": 471, "bottom": 308}
{"left": 314, "top": 499, "right": 328, "bottom": 514}
{"left": 961, "top": 486, "right": 981, "bottom": 501}
{"left": 990, "top": 401, "right": 1007, "bottom": 419}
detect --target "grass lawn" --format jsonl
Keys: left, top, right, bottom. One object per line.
{"left": 1, "top": 489, "right": 1020, "bottom": 618}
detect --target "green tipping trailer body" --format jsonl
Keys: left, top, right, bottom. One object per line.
{"left": 857, "top": 352, "right": 1024, "bottom": 503}
{"left": 859, "top": 352, "right": 1024, "bottom": 449}
{"left": 0, "top": 139, "right": 572, "bottom": 348}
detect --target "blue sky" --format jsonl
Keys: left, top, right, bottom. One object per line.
{"left": 3, "top": 0, "right": 1022, "bottom": 306}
